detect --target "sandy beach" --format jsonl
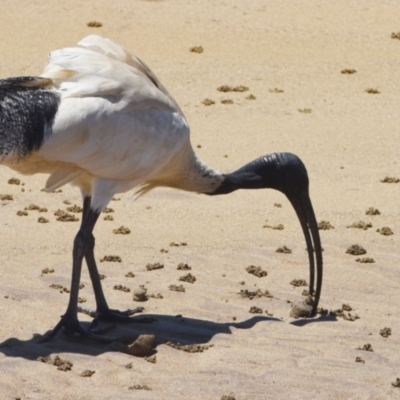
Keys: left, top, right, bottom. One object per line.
{"left": 0, "top": 1, "right": 399, "bottom": 398}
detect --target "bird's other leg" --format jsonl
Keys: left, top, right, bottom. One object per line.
{"left": 80, "top": 197, "right": 151, "bottom": 326}
{"left": 44, "top": 206, "right": 100, "bottom": 340}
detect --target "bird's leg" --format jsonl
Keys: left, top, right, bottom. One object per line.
{"left": 43, "top": 207, "right": 100, "bottom": 340}
{"left": 80, "top": 197, "right": 152, "bottom": 326}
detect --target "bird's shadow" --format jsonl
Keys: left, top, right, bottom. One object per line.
{"left": 0, "top": 313, "right": 279, "bottom": 361}
{"left": 0, "top": 312, "right": 335, "bottom": 361}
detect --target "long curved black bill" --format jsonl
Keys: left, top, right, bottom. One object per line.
{"left": 207, "top": 151, "right": 323, "bottom": 317}
{"left": 286, "top": 192, "right": 322, "bottom": 316}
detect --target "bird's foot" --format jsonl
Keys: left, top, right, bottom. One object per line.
{"left": 40, "top": 313, "right": 91, "bottom": 342}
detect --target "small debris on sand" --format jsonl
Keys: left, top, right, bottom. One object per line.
{"left": 346, "top": 244, "right": 366, "bottom": 255}
{"left": 166, "top": 341, "right": 214, "bottom": 353}
{"left": 169, "top": 242, "right": 187, "bottom": 247}
{"left": 177, "top": 263, "right": 191, "bottom": 270}
{"left": 41, "top": 268, "right": 54, "bottom": 274}
{"left": 202, "top": 98, "right": 215, "bottom": 106}
{"left": 365, "top": 207, "right": 380, "bottom": 215}
{"left": 55, "top": 211, "right": 79, "bottom": 222}
{"left": 113, "top": 226, "right": 131, "bottom": 234}
{"left": 240, "top": 289, "right": 273, "bottom": 299}
{"left": 114, "top": 285, "right": 130, "bottom": 292}
{"left": 221, "top": 394, "right": 236, "bottom": 400}
{"left": 133, "top": 287, "right": 148, "bottom": 301}
{"left": 249, "top": 306, "right": 263, "bottom": 314}
{"left": 125, "top": 271, "right": 135, "bottom": 278}
{"left": 347, "top": 221, "right": 372, "bottom": 230}
{"left": 298, "top": 108, "right": 312, "bottom": 113}
{"left": 376, "top": 227, "right": 393, "bottom": 236}
{"left": 190, "top": 46, "right": 203, "bottom": 53}
{"left": 217, "top": 85, "right": 249, "bottom": 92}
{"left": 0, "top": 194, "right": 13, "bottom": 200}
{"left": 129, "top": 384, "right": 152, "bottom": 390}
{"left": 100, "top": 255, "right": 122, "bottom": 262}
{"left": 357, "top": 343, "right": 373, "bottom": 352}
{"left": 66, "top": 205, "right": 82, "bottom": 213}
{"left": 269, "top": 88, "right": 284, "bottom": 93}
{"left": 8, "top": 178, "right": 20, "bottom": 185}
{"left": 380, "top": 176, "right": 399, "bottom": 183}
{"left": 276, "top": 246, "right": 292, "bottom": 254}
{"left": 103, "top": 215, "right": 114, "bottom": 221}
{"left": 49, "top": 283, "right": 70, "bottom": 293}
{"left": 331, "top": 304, "right": 360, "bottom": 321}
{"left": 263, "top": 223, "right": 284, "bottom": 230}
{"left": 246, "top": 94, "right": 256, "bottom": 100}
{"left": 145, "top": 355, "right": 156, "bottom": 363}
{"left": 179, "top": 273, "right": 196, "bottom": 283}
{"left": 365, "top": 88, "right": 380, "bottom": 94}
{"left": 341, "top": 69, "right": 357, "bottom": 74}
{"left": 318, "top": 220, "right": 335, "bottom": 230}
{"left": 37, "top": 217, "right": 49, "bottom": 223}
{"left": 37, "top": 355, "right": 73, "bottom": 371}
{"left": 16, "top": 210, "right": 28, "bottom": 216}
{"left": 355, "top": 257, "right": 375, "bottom": 263}
{"left": 169, "top": 284, "right": 185, "bottom": 292}
{"left": 87, "top": 21, "right": 102, "bottom": 27}
{"left": 80, "top": 370, "right": 95, "bottom": 377}
{"left": 221, "top": 99, "right": 234, "bottom": 104}
{"left": 380, "top": 327, "right": 392, "bottom": 338}
{"left": 290, "top": 279, "right": 307, "bottom": 287}
{"left": 102, "top": 207, "right": 114, "bottom": 213}
{"left": 391, "top": 32, "right": 400, "bottom": 39}
{"left": 355, "top": 357, "right": 365, "bottom": 363}
{"left": 245, "top": 265, "right": 267, "bottom": 277}
{"left": 146, "top": 262, "right": 164, "bottom": 271}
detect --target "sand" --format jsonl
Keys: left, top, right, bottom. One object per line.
{"left": 0, "top": 1, "right": 399, "bottom": 399}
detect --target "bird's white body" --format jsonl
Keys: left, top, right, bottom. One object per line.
{"left": 3, "top": 35, "right": 222, "bottom": 211}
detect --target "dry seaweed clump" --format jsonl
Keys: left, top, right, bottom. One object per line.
{"left": 166, "top": 341, "right": 213, "bottom": 353}
{"left": 202, "top": 98, "right": 215, "bottom": 106}
{"left": 217, "top": 85, "right": 249, "bottom": 92}
{"left": 240, "top": 289, "right": 273, "bottom": 299}
{"left": 290, "top": 279, "right": 307, "bottom": 287}
{"left": 37, "top": 355, "right": 73, "bottom": 371}
{"left": 355, "top": 257, "right": 375, "bottom": 263}
{"left": 113, "top": 226, "right": 131, "bottom": 234}
{"left": 391, "top": 32, "right": 400, "bottom": 39}
{"left": 276, "top": 245, "right": 292, "bottom": 254}
{"left": 357, "top": 343, "right": 373, "bottom": 352}
{"left": 341, "top": 69, "right": 357, "bottom": 74}
{"left": 80, "top": 370, "right": 95, "bottom": 377}
{"left": 66, "top": 205, "right": 82, "bottom": 213}
{"left": 8, "top": 178, "right": 20, "bottom": 185}
{"left": 177, "top": 263, "right": 191, "bottom": 270}
{"left": 318, "top": 220, "right": 334, "bottom": 230}
{"left": 366, "top": 207, "right": 380, "bottom": 215}
{"left": 380, "top": 176, "right": 399, "bottom": 183}
{"left": 114, "top": 285, "right": 130, "bottom": 292}
{"left": 179, "top": 273, "right": 196, "bottom": 283}
{"left": 346, "top": 244, "right": 366, "bottom": 255}
{"left": 376, "top": 227, "right": 393, "bottom": 236}
{"left": 245, "top": 265, "right": 267, "bottom": 278}
{"left": 100, "top": 255, "right": 122, "bottom": 262}
{"left": 380, "top": 327, "right": 392, "bottom": 338}
{"left": 169, "top": 284, "right": 185, "bottom": 292}
{"left": 347, "top": 221, "right": 372, "bottom": 230}
{"left": 189, "top": 46, "right": 203, "bottom": 53}
{"left": 331, "top": 304, "right": 360, "bottom": 321}
{"left": 365, "top": 88, "right": 380, "bottom": 94}
{"left": 263, "top": 223, "right": 284, "bottom": 230}
{"left": 249, "top": 306, "right": 263, "bottom": 314}
{"left": 146, "top": 262, "right": 164, "bottom": 271}
{"left": 55, "top": 210, "right": 79, "bottom": 222}
{"left": 0, "top": 194, "right": 13, "bottom": 201}
{"left": 87, "top": 21, "right": 102, "bottom": 27}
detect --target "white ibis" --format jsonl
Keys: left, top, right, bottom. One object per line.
{"left": 0, "top": 35, "right": 323, "bottom": 339}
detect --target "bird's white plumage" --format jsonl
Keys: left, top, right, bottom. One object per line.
{"left": 5, "top": 35, "right": 213, "bottom": 211}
